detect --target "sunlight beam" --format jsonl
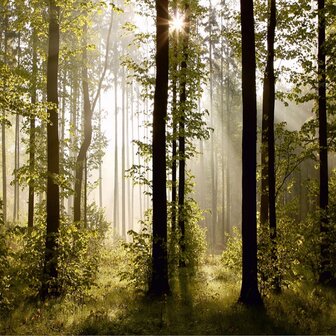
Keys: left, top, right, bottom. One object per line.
{"left": 170, "top": 13, "right": 184, "bottom": 32}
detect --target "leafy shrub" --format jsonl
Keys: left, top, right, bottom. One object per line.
{"left": 178, "top": 198, "right": 207, "bottom": 270}
{"left": 220, "top": 226, "right": 242, "bottom": 276}
{"left": 120, "top": 210, "right": 152, "bottom": 292}
{"left": 0, "top": 202, "right": 109, "bottom": 306}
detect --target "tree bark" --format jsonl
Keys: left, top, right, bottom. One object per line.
{"left": 261, "top": 0, "right": 279, "bottom": 291}
{"left": 2, "top": 14, "right": 8, "bottom": 223}
{"left": 171, "top": 0, "right": 178, "bottom": 242}
{"left": 41, "top": 0, "right": 60, "bottom": 299}
{"left": 317, "top": 0, "right": 332, "bottom": 285}
{"left": 238, "top": 0, "right": 263, "bottom": 306}
{"left": 148, "top": 0, "right": 170, "bottom": 297}
{"left": 178, "top": 1, "right": 190, "bottom": 266}
{"left": 73, "top": 23, "right": 93, "bottom": 224}
{"left": 28, "top": 29, "right": 38, "bottom": 230}
{"left": 73, "top": 11, "right": 113, "bottom": 223}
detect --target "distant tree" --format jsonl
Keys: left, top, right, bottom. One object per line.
{"left": 28, "top": 29, "right": 38, "bottom": 230}
{"left": 74, "top": 9, "right": 113, "bottom": 224}
{"left": 148, "top": 0, "right": 170, "bottom": 297}
{"left": 41, "top": 0, "right": 60, "bottom": 299}
{"left": 238, "top": 0, "right": 263, "bottom": 306}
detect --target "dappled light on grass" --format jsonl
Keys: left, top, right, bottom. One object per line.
{"left": 2, "top": 253, "right": 336, "bottom": 334}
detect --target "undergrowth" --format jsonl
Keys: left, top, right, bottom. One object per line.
{"left": 1, "top": 251, "right": 336, "bottom": 335}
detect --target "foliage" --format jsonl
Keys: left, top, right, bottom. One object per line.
{"left": 175, "top": 198, "right": 207, "bottom": 271}
{"left": 220, "top": 227, "right": 242, "bottom": 277}
{"left": 120, "top": 210, "right": 152, "bottom": 292}
{"left": 0, "top": 202, "right": 108, "bottom": 313}
{"left": 4, "top": 258, "right": 336, "bottom": 335}
{"left": 0, "top": 200, "right": 13, "bottom": 312}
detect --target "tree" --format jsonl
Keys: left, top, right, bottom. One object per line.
{"left": 238, "top": 0, "right": 263, "bottom": 306}
{"left": 177, "top": 0, "right": 190, "bottom": 266}
{"left": 73, "top": 9, "right": 113, "bottom": 224}
{"left": 41, "top": 0, "right": 61, "bottom": 299}
{"left": 148, "top": 0, "right": 171, "bottom": 297}
{"left": 260, "top": 0, "right": 279, "bottom": 291}
{"left": 317, "top": 0, "right": 332, "bottom": 285}
{"left": 28, "top": 29, "right": 38, "bottom": 230}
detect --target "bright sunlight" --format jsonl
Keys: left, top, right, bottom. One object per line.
{"left": 170, "top": 12, "right": 184, "bottom": 31}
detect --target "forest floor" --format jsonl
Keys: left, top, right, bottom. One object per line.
{"left": 1, "top": 254, "right": 336, "bottom": 335}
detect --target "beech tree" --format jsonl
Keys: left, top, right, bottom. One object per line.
{"left": 260, "top": 0, "right": 279, "bottom": 291}
{"left": 238, "top": 0, "right": 262, "bottom": 306}
{"left": 148, "top": 0, "right": 170, "bottom": 297}
{"left": 41, "top": 0, "right": 60, "bottom": 299}
{"left": 317, "top": 0, "right": 332, "bottom": 285}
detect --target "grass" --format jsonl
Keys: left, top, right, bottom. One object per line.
{"left": 1, "top": 255, "right": 336, "bottom": 335}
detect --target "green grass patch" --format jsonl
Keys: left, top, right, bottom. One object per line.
{"left": 1, "top": 254, "right": 336, "bottom": 334}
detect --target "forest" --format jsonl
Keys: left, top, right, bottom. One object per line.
{"left": 1, "top": 0, "right": 336, "bottom": 334}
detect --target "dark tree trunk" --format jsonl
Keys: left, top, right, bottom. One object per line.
{"left": 148, "top": 0, "right": 170, "bottom": 297}
{"left": 171, "top": 1, "right": 178, "bottom": 240}
{"left": 28, "top": 30, "right": 38, "bottom": 230}
{"left": 41, "top": 0, "right": 60, "bottom": 299}
{"left": 238, "top": 0, "right": 263, "bottom": 306}
{"left": 2, "top": 14, "right": 8, "bottom": 223}
{"left": 317, "top": 0, "right": 332, "bottom": 285}
{"left": 261, "top": 0, "right": 279, "bottom": 291}
{"left": 178, "top": 1, "right": 190, "bottom": 266}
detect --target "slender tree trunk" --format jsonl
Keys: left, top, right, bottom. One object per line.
{"left": 209, "top": 0, "right": 217, "bottom": 251}
{"left": 14, "top": 33, "right": 21, "bottom": 222}
{"left": 318, "top": 0, "right": 332, "bottom": 285}
{"left": 178, "top": 0, "right": 191, "bottom": 266}
{"left": 171, "top": 0, "right": 178, "bottom": 241}
{"left": 60, "top": 68, "right": 66, "bottom": 214}
{"left": 238, "top": 0, "right": 263, "bottom": 306}
{"left": 113, "top": 70, "right": 119, "bottom": 233}
{"left": 74, "top": 11, "right": 113, "bottom": 223}
{"left": 68, "top": 69, "right": 78, "bottom": 214}
{"left": 220, "top": 10, "right": 225, "bottom": 245}
{"left": 98, "top": 94, "right": 103, "bottom": 208}
{"left": 41, "top": 0, "right": 60, "bottom": 299}
{"left": 261, "top": 0, "right": 279, "bottom": 291}
{"left": 136, "top": 87, "right": 143, "bottom": 218}
{"left": 28, "top": 29, "right": 38, "bottom": 230}
{"left": 121, "top": 68, "right": 126, "bottom": 238}
{"left": 148, "top": 0, "right": 170, "bottom": 297}
{"left": 225, "top": 41, "right": 231, "bottom": 236}
{"left": 74, "top": 24, "right": 93, "bottom": 224}
{"left": 2, "top": 15, "right": 8, "bottom": 223}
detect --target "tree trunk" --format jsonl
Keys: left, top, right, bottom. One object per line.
{"left": 74, "top": 24, "right": 93, "bottom": 224}
{"left": 261, "top": 0, "right": 279, "bottom": 291}
{"left": 113, "top": 69, "right": 119, "bottom": 233}
{"left": 14, "top": 32, "right": 21, "bottom": 222}
{"left": 148, "top": 0, "right": 170, "bottom": 297}
{"left": 41, "top": 0, "right": 60, "bottom": 299}
{"left": 74, "top": 11, "right": 113, "bottom": 223}
{"left": 209, "top": 0, "right": 217, "bottom": 251}
{"left": 238, "top": 0, "right": 263, "bottom": 306}
{"left": 317, "top": 0, "right": 332, "bottom": 285}
{"left": 2, "top": 15, "right": 8, "bottom": 223}
{"left": 121, "top": 68, "right": 126, "bottom": 238}
{"left": 28, "top": 29, "right": 38, "bottom": 230}
{"left": 171, "top": 0, "right": 178, "bottom": 242}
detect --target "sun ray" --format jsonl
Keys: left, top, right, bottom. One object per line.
{"left": 170, "top": 12, "right": 184, "bottom": 32}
